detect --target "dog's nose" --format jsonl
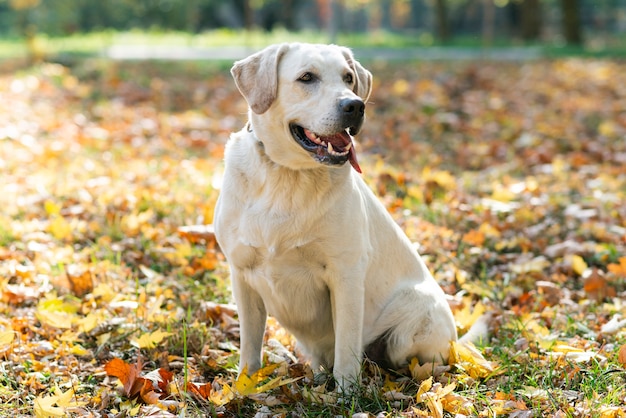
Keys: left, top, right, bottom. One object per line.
{"left": 340, "top": 98, "right": 365, "bottom": 118}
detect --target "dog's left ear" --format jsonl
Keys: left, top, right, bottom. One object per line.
{"left": 231, "top": 43, "right": 290, "bottom": 114}
{"left": 340, "top": 47, "right": 373, "bottom": 102}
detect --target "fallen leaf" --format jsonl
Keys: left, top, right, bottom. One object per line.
{"left": 0, "top": 330, "right": 15, "bottom": 351}
{"left": 570, "top": 254, "right": 588, "bottom": 276}
{"left": 33, "top": 387, "right": 86, "bottom": 418}
{"left": 583, "top": 269, "right": 616, "bottom": 301}
{"left": 600, "top": 315, "right": 626, "bottom": 335}
{"left": 462, "top": 229, "right": 485, "bottom": 247}
{"left": 607, "top": 257, "right": 626, "bottom": 277}
{"left": 66, "top": 265, "right": 94, "bottom": 297}
{"left": 104, "top": 357, "right": 145, "bottom": 398}
{"left": 131, "top": 330, "right": 173, "bottom": 349}
{"left": 450, "top": 341, "right": 499, "bottom": 379}
{"left": 234, "top": 363, "right": 300, "bottom": 396}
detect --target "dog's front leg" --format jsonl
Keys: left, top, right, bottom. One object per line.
{"left": 330, "top": 276, "right": 364, "bottom": 391}
{"left": 232, "top": 269, "right": 267, "bottom": 375}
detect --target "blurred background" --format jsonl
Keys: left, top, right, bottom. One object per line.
{"left": 1, "top": 0, "right": 625, "bottom": 62}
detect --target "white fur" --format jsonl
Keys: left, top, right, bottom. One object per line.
{"left": 214, "top": 43, "right": 458, "bottom": 389}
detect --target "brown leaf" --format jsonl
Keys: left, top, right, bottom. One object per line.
{"left": 65, "top": 265, "right": 94, "bottom": 297}
{"left": 583, "top": 269, "right": 616, "bottom": 302}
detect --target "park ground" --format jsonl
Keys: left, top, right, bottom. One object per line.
{"left": 1, "top": 39, "right": 626, "bottom": 417}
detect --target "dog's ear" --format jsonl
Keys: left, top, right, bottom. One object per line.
{"left": 340, "top": 47, "right": 373, "bottom": 102}
{"left": 231, "top": 43, "right": 289, "bottom": 114}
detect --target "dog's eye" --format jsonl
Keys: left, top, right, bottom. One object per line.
{"left": 344, "top": 73, "right": 354, "bottom": 84}
{"left": 298, "top": 72, "right": 315, "bottom": 83}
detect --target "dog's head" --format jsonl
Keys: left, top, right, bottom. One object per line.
{"left": 231, "top": 43, "right": 372, "bottom": 173}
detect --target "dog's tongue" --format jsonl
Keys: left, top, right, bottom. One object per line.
{"left": 326, "top": 131, "right": 362, "bottom": 173}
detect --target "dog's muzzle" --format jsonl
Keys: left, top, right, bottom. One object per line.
{"left": 290, "top": 98, "right": 365, "bottom": 173}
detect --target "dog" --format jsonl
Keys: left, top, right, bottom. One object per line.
{"left": 213, "top": 43, "right": 458, "bottom": 390}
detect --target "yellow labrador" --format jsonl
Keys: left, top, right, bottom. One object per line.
{"left": 214, "top": 43, "right": 458, "bottom": 389}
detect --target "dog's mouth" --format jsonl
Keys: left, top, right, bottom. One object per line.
{"left": 290, "top": 124, "right": 361, "bottom": 173}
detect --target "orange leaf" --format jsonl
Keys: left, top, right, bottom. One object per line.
{"left": 156, "top": 368, "right": 174, "bottom": 393}
{"left": 583, "top": 270, "right": 616, "bottom": 301}
{"left": 66, "top": 266, "right": 94, "bottom": 297}
{"left": 104, "top": 357, "right": 145, "bottom": 398}
{"left": 140, "top": 388, "right": 162, "bottom": 405}
{"left": 187, "top": 382, "right": 212, "bottom": 399}
{"left": 462, "top": 229, "right": 485, "bottom": 247}
{"left": 608, "top": 257, "right": 626, "bottom": 277}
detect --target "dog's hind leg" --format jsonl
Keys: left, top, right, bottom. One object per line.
{"left": 371, "top": 284, "right": 457, "bottom": 368}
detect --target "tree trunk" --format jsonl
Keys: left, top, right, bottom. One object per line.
{"left": 242, "top": 0, "right": 254, "bottom": 30}
{"left": 482, "top": 0, "right": 494, "bottom": 47}
{"left": 328, "top": 0, "right": 343, "bottom": 43}
{"left": 381, "top": 0, "right": 393, "bottom": 30}
{"left": 520, "top": 0, "right": 542, "bottom": 41}
{"left": 282, "top": 0, "right": 296, "bottom": 30}
{"left": 434, "top": 0, "right": 450, "bottom": 42}
{"left": 561, "top": 0, "right": 583, "bottom": 45}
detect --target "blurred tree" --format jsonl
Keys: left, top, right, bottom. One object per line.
{"left": 282, "top": 0, "right": 296, "bottom": 30}
{"left": 381, "top": 0, "right": 392, "bottom": 29}
{"left": 434, "top": 0, "right": 450, "bottom": 42}
{"left": 7, "top": 0, "right": 41, "bottom": 62}
{"left": 520, "top": 0, "right": 542, "bottom": 41}
{"left": 561, "top": 0, "right": 583, "bottom": 44}
{"left": 482, "top": 0, "right": 494, "bottom": 46}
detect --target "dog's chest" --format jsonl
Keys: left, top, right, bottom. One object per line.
{"left": 232, "top": 234, "right": 334, "bottom": 331}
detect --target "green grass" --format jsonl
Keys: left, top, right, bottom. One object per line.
{"left": 2, "top": 28, "right": 626, "bottom": 61}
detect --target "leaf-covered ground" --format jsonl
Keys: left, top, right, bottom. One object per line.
{"left": 1, "top": 57, "right": 625, "bottom": 417}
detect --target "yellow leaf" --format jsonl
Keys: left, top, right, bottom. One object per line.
{"left": 423, "top": 392, "right": 443, "bottom": 418}
{"left": 92, "top": 282, "right": 116, "bottom": 302}
{"left": 479, "top": 222, "right": 501, "bottom": 238}
{"left": 416, "top": 376, "right": 433, "bottom": 401}
{"left": 131, "top": 329, "right": 173, "bottom": 349}
{"left": 437, "top": 381, "right": 457, "bottom": 398}
{"left": 570, "top": 254, "right": 588, "bottom": 276}
{"left": 442, "top": 392, "right": 474, "bottom": 415}
{"left": 69, "top": 343, "right": 90, "bottom": 356}
{"left": 599, "top": 406, "right": 626, "bottom": 418}
{"left": 44, "top": 200, "right": 61, "bottom": 216}
{"left": 34, "top": 387, "right": 86, "bottom": 418}
{"left": 36, "top": 297, "right": 79, "bottom": 329}
{"left": 0, "top": 330, "right": 15, "bottom": 350}
{"left": 491, "top": 184, "right": 515, "bottom": 202}
{"left": 49, "top": 216, "right": 72, "bottom": 240}
{"left": 75, "top": 313, "right": 99, "bottom": 334}
{"left": 423, "top": 167, "right": 456, "bottom": 190}
{"left": 208, "top": 381, "right": 235, "bottom": 406}
{"left": 598, "top": 120, "right": 617, "bottom": 137}
{"left": 34, "top": 394, "right": 65, "bottom": 418}
{"left": 54, "top": 386, "right": 86, "bottom": 408}
{"left": 455, "top": 299, "right": 486, "bottom": 335}
{"left": 234, "top": 364, "right": 300, "bottom": 397}
{"left": 450, "top": 341, "right": 499, "bottom": 379}
{"left": 392, "top": 79, "right": 410, "bottom": 96}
